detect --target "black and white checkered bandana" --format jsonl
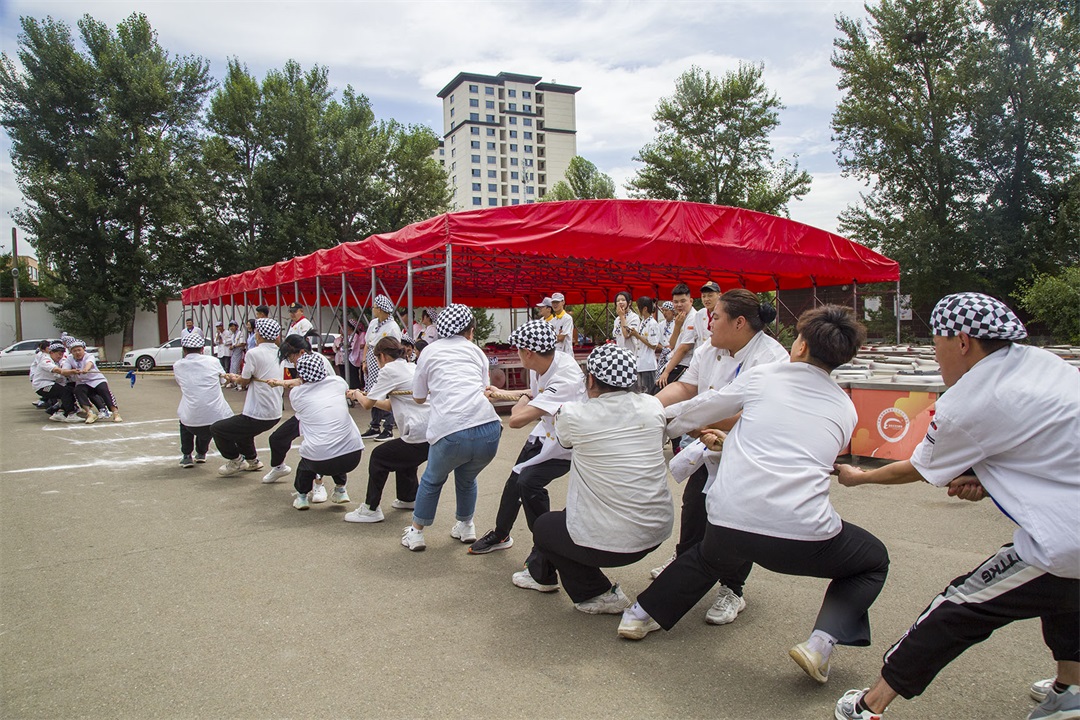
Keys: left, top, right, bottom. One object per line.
{"left": 436, "top": 304, "right": 473, "bottom": 337}
{"left": 660, "top": 301, "right": 674, "bottom": 312}
{"left": 374, "top": 294, "right": 394, "bottom": 314}
{"left": 48, "top": 342, "right": 65, "bottom": 353}
{"left": 930, "top": 292, "right": 1027, "bottom": 341}
{"left": 61, "top": 336, "right": 76, "bottom": 348}
{"left": 508, "top": 320, "right": 557, "bottom": 353}
{"left": 295, "top": 353, "right": 327, "bottom": 384}
{"left": 181, "top": 333, "right": 205, "bottom": 349}
{"left": 69, "top": 339, "right": 86, "bottom": 349}
{"left": 255, "top": 318, "right": 281, "bottom": 340}
{"left": 587, "top": 344, "right": 637, "bottom": 388}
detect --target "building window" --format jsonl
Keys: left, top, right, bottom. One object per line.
{"left": 524, "top": 158, "right": 533, "bottom": 167}
{"left": 524, "top": 131, "right": 532, "bottom": 140}
{"left": 451, "top": 175, "right": 456, "bottom": 184}
{"left": 510, "top": 157, "right": 519, "bottom": 166}
{"left": 511, "top": 171, "right": 519, "bottom": 180}
{"left": 485, "top": 100, "right": 495, "bottom": 109}
{"left": 508, "top": 103, "right": 517, "bottom": 111}
{"left": 509, "top": 130, "right": 518, "bottom": 138}
{"left": 488, "top": 183, "right": 497, "bottom": 192}
{"left": 472, "top": 197, "right": 481, "bottom": 206}
{"left": 485, "top": 156, "right": 494, "bottom": 164}
{"left": 486, "top": 128, "right": 495, "bottom": 136}
{"left": 472, "top": 182, "right": 481, "bottom": 191}
{"left": 523, "top": 118, "right": 532, "bottom": 126}
{"left": 485, "top": 86, "right": 494, "bottom": 95}
{"left": 471, "top": 169, "right": 480, "bottom": 177}
{"left": 488, "top": 198, "right": 498, "bottom": 206}
{"left": 509, "top": 143, "right": 518, "bottom": 152}
{"left": 470, "top": 140, "right": 479, "bottom": 149}
{"left": 450, "top": 148, "right": 456, "bottom": 157}
{"left": 469, "top": 98, "right": 479, "bottom": 107}
{"left": 485, "top": 114, "right": 495, "bottom": 122}
{"left": 511, "top": 185, "right": 519, "bottom": 193}
{"left": 450, "top": 93, "right": 454, "bottom": 103}
{"left": 512, "top": 198, "right": 520, "bottom": 205}
{"left": 450, "top": 107, "right": 455, "bottom": 117}
{"left": 470, "top": 127, "right": 480, "bottom": 135}
{"left": 523, "top": 105, "right": 532, "bottom": 113}
{"left": 525, "top": 146, "right": 534, "bottom": 153}
{"left": 469, "top": 112, "right": 478, "bottom": 121}
{"left": 508, "top": 89, "right": 517, "bottom": 97}
{"left": 487, "top": 169, "right": 497, "bottom": 178}
{"left": 471, "top": 154, "right": 480, "bottom": 163}
{"left": 509, "top": 117, "right": 517, "bottom": 125}
{"left": 522, "top": 91, "right": 532, "bottom": 99}
{"left": 486, "top": 142, "right": 495, "bottom": 150}
{"left": 469, "top": 84, "right": 478, "bottom": 92}
{"left": 526, "top": 186, "right": 535, "bottom": 195}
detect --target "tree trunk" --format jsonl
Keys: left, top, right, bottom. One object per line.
{"left": 122, "top": 310, "right": 136, "bottom": 356}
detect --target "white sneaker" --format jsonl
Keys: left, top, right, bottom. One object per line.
{"left": 650, "top": 550, "right": 676, "bottom": 579}
{"left": 618, "top": 611, "right": 661, "bottom": 640}
{"left": 574, "top": 584, "right": 632, "bottom": 615}
{"left": 344, "top": 504, "right": 384, "bottom": 523}
{"left": 99, "top": 408, "right": 111, "bottom": 419}
{"left": 48, "top": 412, "right": 65, "bottom": 422}
{"left": 1031, "top": 678, "right": 1055, "bottom": 702}
{"left": 789, "top": 641, "right": 830, "bottom": 684}
{"left": 218, "top": 457, "right": 245, "bottom": 477}
{"left": 310, "top": 484, "right": 328, "bottom": 503}
{"left": 243, "top": 458, "right": 264, "bottom": 472}
{"left": 111, "top": 413, "right": 123, "bottom": 423}
{"left": 293, "top": 492, "right": 310, "bottom": 511}
{"left": 511, "top": 569, "right": 559, "bottom": 593}
{"left": 450, "top": 520, "right": 477, "bottom": 543}
{"left": 63, "top": 413, "right": 84, "bottom": 423}
{"left": 330, "top": 486, "right": 350, "bottom": 504}
{"left": 262, "top": 464, "right": 291, "bottom": 483}
{"left": 705, "top": 585, "right": 746, "bottom": 625}
{"left": 401, "top": 526, "right": 426, "bottom": 551}
{"left": 84, "top": 410, "right": 98, "bottom": 424}
{"left": 390, "top": 499, "right": 415, "bottom": 510}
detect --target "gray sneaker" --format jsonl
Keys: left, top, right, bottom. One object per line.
{"left": 574, "top": 584, "right": 632, "bottom": 615}
{"left": 179, "top": 455, "right": 195, "bottom": 469}
{"left": 1029, "top": 684, "right": 1079, "bottom": 720}
{"left": 705, "top": 585, "right": 746, "bottom": 625}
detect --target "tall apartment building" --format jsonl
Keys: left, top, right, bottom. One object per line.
{"left": 433, "top": 72, "right": 579, "bottom": 210}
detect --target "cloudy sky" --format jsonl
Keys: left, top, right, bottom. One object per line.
{"left": 1, "top": 0, "right": 874, "bottom": 258}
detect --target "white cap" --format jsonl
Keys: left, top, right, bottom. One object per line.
{"left": 535, "top": 297, "right": 553, "bottom": 308}
{"left": 551, "top": 292, "right": 565, "bottom": 303}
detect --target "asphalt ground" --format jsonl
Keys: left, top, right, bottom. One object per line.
{"left": 0, "top": 372, "right": 1054, "bottom": 719}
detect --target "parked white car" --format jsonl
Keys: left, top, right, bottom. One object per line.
{"left": 0, "top": 339, "right": 101, "bottom": 375}
{"left": 123, "top": 337, "right": 211, "bottom": 371}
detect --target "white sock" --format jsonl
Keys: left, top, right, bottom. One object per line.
{"left": 807, "top": 629, "right": 838, "bottom": 660}
{"left": 626, "top": 602, "right": 651, "bottom": 621}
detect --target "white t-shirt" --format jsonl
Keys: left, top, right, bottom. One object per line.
{"left": 557, "top": 391, "right": 673, "bottom": 553}
{"left": 366, "top": 358, "right": 430, "bottom": 444}
{"left": 910, "top": 344, "right": 1080, "bottom": 578}
{"left": 636, "top": 316, "right": 661, "bottom": 372}
{"left": 513, "top": 352, "right": 588, "bottom": 473}
{"left": 548, "top": 311, "right": 575, "bottom": 355}
{"left": 612, "top": 312, "right": 641, "bottom": 352}
{"left": 422, "top": 324, "right": 438, "bottom": 344}
{"left": 286, "top": 317, "right": 313, "bottom": 338}
{"left": 31, "top": 355, "right": 64, "bottom": 390}
{"left": 215, "top": 330, "right": 233, "bottom": 358}
{"left": 290, "top": 375, "right": 363, "bottom": 461}
{"left": 413, "top": 334, "right": 499, "bottom": 444}
{"left": 673, "top": 307, "right": 710, "bottom": 366}
{"left": 667, "top": 362, "right": 857, "bottom": 542}
{"left": 174, "top": 353, "right": 234, "bottom": 427}
{"left": 241, "top": 342, "right": 284, "bottom": 421}
{"left": 181, "top": 326, "right": 202, "bottom": 338}
{"left": 62, "top": 354, "right": 106, "bottom": 388}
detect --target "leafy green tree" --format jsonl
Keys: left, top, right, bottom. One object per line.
{"left": 542, "top": 156, "right": 616, "bottom": 201}
{"left": 0, "top": 254, "right": 43, "bottom": 298}
{"left": 0, "top": 13, "right": 213, "bottom": 352}
{"left": 472, "top": 307, "right": 496, "bottom": 346}
{"left": 628, "top": 64, "right": 811, "bottom": 215}
{"left": 1015, "top": 266, "right": 1080, "bottom": 343}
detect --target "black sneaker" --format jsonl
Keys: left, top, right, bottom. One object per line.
{"left": 179, "top": 455, "right": 195, "bottom": 469}
{"left": 194, "top": 453, "right": 207, "bottom": 464}
{"left": 360, "top": 427, "right": 381, "bottom": 439}
{"left": 468, "top": 530, "right": 514, "bottom": 555}
{"left": 375, "top": 429, "right": 394, "bottom": 442}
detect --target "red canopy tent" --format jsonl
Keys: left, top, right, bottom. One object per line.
{"left": 181, "top": 200, "right": 898, "bottom": 313}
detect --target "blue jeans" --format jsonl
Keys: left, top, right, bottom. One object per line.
{"left": 413, "top": 420, "right": 502, "bottom": 527}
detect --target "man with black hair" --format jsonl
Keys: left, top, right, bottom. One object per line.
{"left": 174, "top": 333, "right": 233, "bottom": 468}
{"left": 620, "top": 306, "right": 890, "bottom": 695}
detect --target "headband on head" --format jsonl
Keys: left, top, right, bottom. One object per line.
{"left": 587, "top": 344, "right": 637, "bottom": 389}
{"left": 69, "top": 339, "right": 86, "bottom": 349}
{"left": 660, "top": 301, "right": 674, "bottom": 312}
{"left": 181, "top": 333, "right": 205, "bottom": 349}
{"left": 508, "top": 320, "right": 557, "bottom": 353}
{"left": 374, "top": 295, "right": 394, "bottom": 314}
{"left": 48, "top": 342, "right": 65, "bottom": 353}
{"left": 295, "top": 353, "right": 327, "bottom": 384}
{"left": 930, "top": 292, "right": 1027, "bottom": 341}
{"left": 255, "top": 318, "right": 282, "bottom": 340}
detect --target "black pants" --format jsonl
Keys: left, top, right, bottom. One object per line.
{"left": 294, "top": 449, "right": 363, "bottom": 495}
{"left": 219, "top": 356, "right": 230, "bottom": 373}
{"left": 369, "top": 406, "right": 395, "bottom": 431}
{"left": 347, "top": 361, "right": 364, "bottom": 391}
{"left": 210, "top": 414, "right": 279, "bottom": 461}
{"left": 269, "top": 415, "right": 300, "bottom": 467}
{"left": 880, "top": 544, "right": 1079, "bottom": 699}
{"left": 528, "top": 510, "right": 659, "bottom": 602}
{"left": 36, "top": 383, "right": 67, "bottom": 412}
{"left": 674, "top": 466, "right": 709, "bottom": 556}
{"left": 494, "top": 440, "right": 572, "bottom": 538}
{"left": 180, "top": 422, "right": 213, "bottom": 456}
{"left": 75, "top": 382, "right": 116, "bottom": 411}
{"left": 364, "top": 438, "right": 428, "bottom": 508}
{"left": 638, "top": 520, "right": 889, "bottom": 645}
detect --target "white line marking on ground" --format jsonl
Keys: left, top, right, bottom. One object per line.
{"left": 56, "top": 431, "right": 176, "bottom": 446}
{"left": 0, "top": 447, "right": 270, "bottom": 475}
{"left": 41, "top": 418, "right": 176, "bottom": 432}
{"left": 41, "top": 490, "right": 60, "bottom": 494}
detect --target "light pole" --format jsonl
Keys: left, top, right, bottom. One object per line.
{"left": 11, "top": 228, "right": 23, "bottom": 342}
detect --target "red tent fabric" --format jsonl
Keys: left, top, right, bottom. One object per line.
{"left": 181, "top": 200, "right": 898, "bottom": 307}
